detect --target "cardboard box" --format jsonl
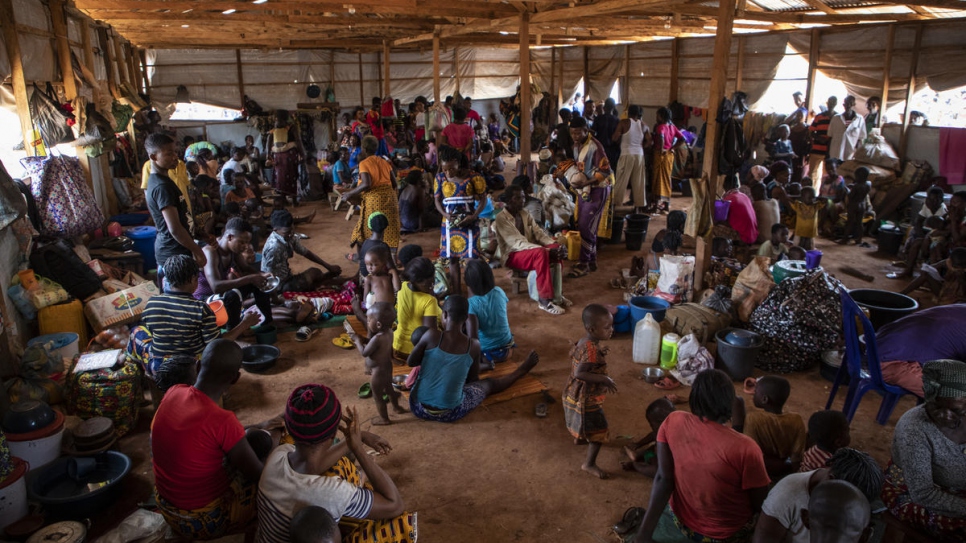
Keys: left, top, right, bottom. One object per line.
{"left": 84, "top": 281, "right": 159, "bottom": 332}
{"left": 86, "top": 259, "right": 113, "bottom": 280}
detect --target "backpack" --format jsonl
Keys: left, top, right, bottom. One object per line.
{"left": 662, "top": 303, "right": 732, "bottom": 344}
{"left": 29, "top": 239, "right": 103, "bottom": 300}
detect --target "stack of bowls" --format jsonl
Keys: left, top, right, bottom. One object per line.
{"left": 3, "top": 401, "right": 65, "bottom": 471}
{"left": 67, "top": 417, "right": 117, "bottom": 456}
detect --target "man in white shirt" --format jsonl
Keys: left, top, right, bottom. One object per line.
{"left": 221, "top": 147, "right": 254, "bottom": 185}
{"left": 828, "top": 95, "right": 866, "bottom": 162}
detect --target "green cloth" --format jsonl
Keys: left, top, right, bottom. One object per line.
{"left": 922, "top": 359, "right": 966, "bottom": 402}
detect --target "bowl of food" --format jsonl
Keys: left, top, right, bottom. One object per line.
{"left": 391, "top": 375, "right": 409, "bottom": 391}
{"left": 262, "top": 275, "right": 281, "bottom": 294}
{"left": 641, "top": 367, "right": 666, "bottom": 384}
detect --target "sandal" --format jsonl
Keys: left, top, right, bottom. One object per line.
{"left": 332, "top": 334, "right": 354, "bottom": 349}
{"left": 358, "top": 383, "right": 372, "bottom": 398}
{"left": 538, "top": 301, "right": 565, "bottom": 315}
{"left": 567, "top": 265, "right": 589, "bottom": 278}
{"left": 654, "top": 376, "right": 680, "bottom": 390}
{"left": 555, "top": 296, "right": 574, "bottom": 308}
{"left": 613, "top": 507, "right": 646, "bottom": 536}
{"left": 345, "top": 253, "right": 359, "bottom": 262}
{"left": 295, "top": 326, "right": 317, "bottom": 342}
{"left": 534, "top": 403, "right": 548, "bottom": 418}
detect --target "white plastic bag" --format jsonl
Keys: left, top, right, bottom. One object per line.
{"left": 670, "top": 333, "right": 714, "bottom": 386}
{"left": 654, "top": 255, "right": 695, "bottom": 304}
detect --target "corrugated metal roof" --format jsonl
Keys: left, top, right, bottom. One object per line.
{"left": 747, "top": 0, "right": 889, "bottom": 12}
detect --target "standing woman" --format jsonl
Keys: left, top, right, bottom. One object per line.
{"left": 439, "top": 106, "right": 475, "bottom": 160}
{"left": 883, "top": 359, "right": 966, "bottom": 542}
{"left": 612, "top": 104, "right": 652, "bottom": 214}
{"left": 344, "top": 136, "right": 401, "bottom": 252}
{"left": 266, "top": 109, "right": 304, "bottom": 207}
{"left": 434, "top": 145, "right": 486, "bottom": 295}
{"left": 568, "top": 116, "right": 614, "bottom": 278}
{"left": 652, "top": 107, "right": 686, "bottom": 214}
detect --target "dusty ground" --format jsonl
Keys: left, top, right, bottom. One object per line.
{"left": 100, "top": 173, "right": 929, "bottom": 542}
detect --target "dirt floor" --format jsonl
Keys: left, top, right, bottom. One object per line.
{"left": 100, "top": 171, "right": 931, "bottom": 542}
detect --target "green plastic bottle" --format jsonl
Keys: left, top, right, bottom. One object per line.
{"left": 659, "top": 333, "right": 680, "bottom": 370}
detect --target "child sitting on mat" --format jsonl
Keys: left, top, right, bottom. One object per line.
{"left": 735, "top": 375, "right": 807, "bottom": 478}
{"left": 563, "top": 304, "right": 618, "bottom": 479}
{"left": 621, "top": 397, "right": 676, "bottom": 477}
{"left": 465, "top": 259, "right": 514, "bottom": 369}
{"left": 800, "top": 410, "right": 851, "bottom": 472}
{"left": 393, "top": 257, "right": 441, "bottom": 361}
{"left": 346, "top": 302, "right": 408, "bottom": 426}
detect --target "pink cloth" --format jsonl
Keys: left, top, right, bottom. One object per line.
{"left": 880, "top": 361, "right": 925, "bottom": 398}
{"left": 939, "top": 127, "right": 966, "bottom": 185}
{"left": 654, "top": 123, "right": 685, "bottom": 151}
{"left": 442, "top": 123, "right": 475, "bottom": 155}
{"left": 723, "top": 191, "right": 759, "bottom": 244}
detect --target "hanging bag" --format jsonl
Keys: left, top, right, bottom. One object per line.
{"left": 0, "top": 160, "right": 27, "bottom": 231}
{"left": 22, "top": 155, "right": 104, "bottom": 239}
{"left": 28, "top": 83, "right": 75, "bottom": 146}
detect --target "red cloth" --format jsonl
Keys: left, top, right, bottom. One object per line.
{"left": 151, "top": 385, "right": 247, "bottom": 510}
{"left": 939, "top": 127, "right": 966, "bottom": 185}
{"left": 366, "top": 109, "right": 384, "bottom": 139}
{"left": 505, "top": 246, "right": 556, "bottom": 300}
{"left": 442, "top": 123, "right": 475, "bottom": 154}
{"left": 723, "top": 191, "right": 759, "bottom": 244}
{"left": 657, "top": 411, "right": 770, "bottom": 539}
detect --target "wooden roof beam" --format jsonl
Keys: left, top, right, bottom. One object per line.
{"left": 75, "top": 0, "right": 519, "bottom": 18}
{"left": 800, "top": 0, "right": 838, "bottom": 15}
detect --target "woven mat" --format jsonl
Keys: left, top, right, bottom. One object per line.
{"left": 341, "top": 314, "right": 550, "bottom": 407}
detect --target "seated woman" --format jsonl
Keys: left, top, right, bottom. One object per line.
{"left": 464, "top": 259, "right": 514, "bottom": 367}
{"left": 256, "top": 384, "right": 416, "bottom": 543}
{"left": 716, "top": 175, "right": 759, "bottom": 245}
{"left": 407, "top": 295, "right": 539, "bottom": 423}
{"left": 494, "top": 185, "right": 570, "bottom": 315}
{"left": 632, "top": 369, "right": 770, "bottom": 542}
{"left": 876, "top": 304, "right": 966, "bottom": 397}
{"left": 883, "top": 359, "right": 966, "bottom": 542}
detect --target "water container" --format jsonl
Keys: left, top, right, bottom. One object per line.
{"left": 125, "top": 226, "right": 158, "bottom": 271}
{"left": 632, "top": 313, "right": 662, "bottom": 365}
{"left": 660, "top": 333, "right": 680, "bottom": 370}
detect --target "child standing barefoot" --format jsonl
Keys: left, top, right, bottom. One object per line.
{"left": 346, "top": 302, "right": 407, "bottom": 425}
{"left": 563, "top": 304, "right": 618, "bottom": 479}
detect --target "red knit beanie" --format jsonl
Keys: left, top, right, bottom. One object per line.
{"left": 285, "top": 384, "right": 342, "bottom": 444}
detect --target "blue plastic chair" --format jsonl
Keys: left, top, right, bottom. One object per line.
{"left": 825, "top": 290, "right": 920, "bottom": 425}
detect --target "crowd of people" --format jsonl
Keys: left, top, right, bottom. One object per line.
{"left": 126, "top": 88, "right": 966, "bottom": 543}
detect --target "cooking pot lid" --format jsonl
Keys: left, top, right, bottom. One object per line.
{"left": 73, "top": 417, "right": 114, "bottom": 442}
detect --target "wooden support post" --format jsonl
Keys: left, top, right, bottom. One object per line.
{"left": 582, "top": 46, "right": 589, "bottom": 99}
{"left": 382, "top": 41, "right": 391, "bottom": 98}
{"left": 80, "top": 21, "right": 95, "bottom": 73}
{"left": 97, "top": 27, "right": 117, "bottom": 96}
{"left": 695, "top": 0, "right": 737, "bottom": 299}
{"left": 357, "top": 53, "right": 365, "bottom": 107}
{"left": 432, "top": 33, "right": 440, "bottom": 103}
{"left": 550, "top": 47, "right": 556, "bottom": 107}
{"left": 900, "top": 23, "right": 923, "bottom": 158}
{"left": 454, "top": 46, "right": 460, "bottom": 96}
{"left": 113, "top": 31, "right": 129, "bottom": 89}
{"left": 329, "top": 50, "right": 335, "bottom": 93}
{"left": 735, "top": 35, "right": 745, "bottom": 91}
{"left": 49, "top": 0, "right": 76, "bottom": 100}
{"left": 879, "top": 25, "right": 895, "bottom": 128}
{"left": 235, "top": 49, "right": 246, "bottom": 110}
{"left": 0, "top": 0, "right": 35, "bottom": 157}
{"left": 139, "top": 49, "right": 149, "bottom": 94}
{"left": 805, "top": 28, "right": 821, "bottom": 115}
{"left": 623, "top": 44, "right": 630, "bottom": 106}
{"left": 128, "top": 44, "right": 140, "bottom": 93}
{"left": 669, "top": 38, "right": 680, "bottom": 103}
{"left": 519, "top": 11, "right": 531, "bottom": 162}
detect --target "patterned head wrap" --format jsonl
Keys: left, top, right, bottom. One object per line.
{"left": 922, "top": 359, "right": 966, "bottom": 403}
{"left": 285, "top": 384, "right": 342, "bottom": 444}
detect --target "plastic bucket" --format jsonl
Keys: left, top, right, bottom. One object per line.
{"left": 608, "top": 214, "right": 624, "bottom": 245}
{"left": 877, "top": 224, "right": 904, "bottom": 255}
{"left": 715, "top": 328, "right": 763, "bottom": 380}
{"left": 252, "top": 324, "right": 278, "bottom": 345}
{"left": 849, "top": 289, "right": 919, "bottom": 329}
{"left": 26, "top": 333, "right": 79, "bottom": 373}
{"left": 7, "top": 427, "right": 64, "bottom": 471}
{"left": 125, "top": 226, "right": 158, "bottom": 271}
{"left": 625, "top": 229, "right": 646, "bottom": 251}
{"left": 207, "top": 300, "right": 229, "bottom": 327}
{"left": 625, "top": 214, "right": 650, "bottom": 231}
{"left": 713, "top": 200, "right": 731, "bottom": 222}
{"left": 613, "top": 305, "right": 632, "bottom": 333}
{"left": 629, "top": 296, "right": 669, "bottom": 327}
{"left": 805, "top": 250, "right": 823, "bottom": 270}
{"left": 0, "top": 458, "right": 28, "bottom": 531}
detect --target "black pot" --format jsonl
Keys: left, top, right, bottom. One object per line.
{"left": 849, "top": 289, "right": 918, "bottom": 329}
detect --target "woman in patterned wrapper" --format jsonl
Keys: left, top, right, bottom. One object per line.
{"left": 433, "top": 145, "right": 487, "bottom": 295}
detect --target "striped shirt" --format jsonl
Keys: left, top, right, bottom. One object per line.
{"left": 799, "top": 445, "right": 833, "bottom": 473}
{"left": 808, "top": 112, "right": 833, "bottom": 155}
{"left": 255, "top": 445, "right": 373, "bottom": 543}
{"left": 141, "top": 292, "right": 220, "bottom": 358}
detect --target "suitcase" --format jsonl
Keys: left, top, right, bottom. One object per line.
{"left": 663, "top": 303, "right": 731, "bottom": 344}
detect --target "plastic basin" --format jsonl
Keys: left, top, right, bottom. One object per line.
{"left": 629, "top": 296, "right": 669, "bottom": 327}
{"left": 848, "top": 289, "right": 918, "bottom": 329}
{"left": 27, "top": 451, "right": 131, "bottom": 520}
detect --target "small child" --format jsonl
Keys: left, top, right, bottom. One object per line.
{"left": 758, "top": 224, "right": 790, "bottom": 264}
{"left": 562, "top": 304, "right": 618, "bottom": 479}
{"left": 901, "top": 246, "right": 966, "bottom": 305}
{"left": 290, "top": 506, "right": 340, "bottom": 543}
{"left": 738, "top": 375, "right": 807, "bottom": 478}
{"left": 800, "top": 410, "right": 851, "bottom": 472}
{"left": 771, "top": 124, "right": 795, "bottom": 162}
{"left": 392, "top": 257, "right": 442, "bottom": 361}
{"left": 346, "top": 302, "right": 407, "bottom": 425}
{"left": 357, "top": 212, "right": 393, "bottom": 278}
{"left": 226, "top": 173, "right": 256, "bottom": 205}
{"left": 621, "top": 397, "right": 675, "bottom": 477}
{"left": 363, "top": 244, "right": 401, "bottom": 307}
{"left": 784, "top": 186, "right": 824, "bottom": 250}
{"left": 399, "top": 171, "right": 427, "bottom": 234}
{"left": 397, "top": 244, "right": 424, "bottom": 268}
{"left": 840, "top": 167, "right": 872, "bottom": 246}
{"left": 751, "top": 182, "right": 780, "bottom": 244}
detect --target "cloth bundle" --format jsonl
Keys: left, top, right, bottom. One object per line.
{"left": 749, "top": 270, "right": 844, "bottom": 373}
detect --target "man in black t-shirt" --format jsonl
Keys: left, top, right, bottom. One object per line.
{"left": 145, "top": 133, "right": 206, "bottom": 280}
{"left": 549, "top": 108, "right": 574, "bottom": 159}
